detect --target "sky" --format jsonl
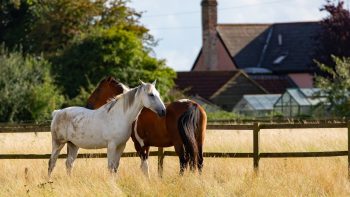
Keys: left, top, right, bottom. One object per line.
{"left": 128, "top": 0, "right": 347, "bottom": 71}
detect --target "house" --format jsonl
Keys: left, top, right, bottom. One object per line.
{"left": 233, "top": 94, "right": 281, "bottom": 117}
{"left": 274, "top": 88, "right": 327, "bottom": 117}
{"left": 175, "top": 70, "right": 268, "bottom": 111}
{"left": 174, "top": 0, "right": 322, "bottom": 111}
{"left": 192, "top": 0, "right": 321, "bottom": 87}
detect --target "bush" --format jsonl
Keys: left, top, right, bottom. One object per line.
{"left": 0, "top": 45, "right": 64, "bottom": 122}
{"left": 315, "top": 56, "right": 350, "bottom": 117}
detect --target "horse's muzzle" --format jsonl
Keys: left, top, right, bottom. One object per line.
{"left": 157, "top": 109, "right": 166, "bottom": 117}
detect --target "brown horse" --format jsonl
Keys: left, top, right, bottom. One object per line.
{"left": 86, "top": 76, "right": 207, "bottom": 176}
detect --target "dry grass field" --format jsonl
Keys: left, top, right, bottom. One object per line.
{"left": 1, "top": 128, "right": 350, "bottom": 196}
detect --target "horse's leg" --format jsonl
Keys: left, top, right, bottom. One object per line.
{"left": 107, "top": 143, "right": 118, "bottom": 173}
{"left": 66, "top": 141, "right": 79, "bottom": 176}
{"left": 140, "top": 146, "right": 150, "bottom": 178}
{"left": 197, "top": 107, "right": 207, "bottom": 174}
{"left": 112, "top": 143, "right": 127, "bottom": 173}
{"left": 107, "top": 142, "right": 126, "bottom": 174}
{"left": 107, "top": 143, "right": 126, "bottom": 173}
{"left": 174, "top": 144, "right": 188, "bottom": 176}
{"left": 197, "top": 145, "right": 204, "bottom": 174}
{"left": 48, "top": 140, "right": 65, "bottom": 178}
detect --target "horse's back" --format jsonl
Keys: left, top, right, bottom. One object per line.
{"left": 52, "top": 107, "right": 91, "bottom": 122}
{"left": 51, "top": 106, "right": 94, "bottom": 136}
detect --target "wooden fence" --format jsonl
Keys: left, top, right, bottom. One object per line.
{"left": 0, "top": 121, "right": 349, "bottom": 178}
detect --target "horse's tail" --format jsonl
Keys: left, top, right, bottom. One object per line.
{"left": 51, "top": 110, "right": 61, "bottom": 129}
{"left": 177, "top": 103, "right": 200, "bottom": 171}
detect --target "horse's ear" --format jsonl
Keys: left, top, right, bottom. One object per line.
{"left": 152, "top": 80, "right": 157, "bottom": 86}
{"left": 107, "top": 76, "right": 112, "bottom": 82}
{"left": 139, "top": 79, "right": 146, "bottom": 86}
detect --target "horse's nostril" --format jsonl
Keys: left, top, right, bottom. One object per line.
{"left": 159, "top": 109, "right": 166, "bottom": 117}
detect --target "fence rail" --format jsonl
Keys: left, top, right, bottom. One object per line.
{"left": 0, "top": 121, "right": 347, "bottom": 132}
{"left": 0, "top": 121, "right": 349, "bottom": 178}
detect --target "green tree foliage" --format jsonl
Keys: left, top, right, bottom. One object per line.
{"left": 315, "top": 56, "right": 350, "bottom": 116}
{"left": 0, "top": 0, "right": 34, "bottom": 51}
{"left": 1, "top": 0, "right": 175, "bottom": 106}
{"left": 53, "top": 27, "right": 175, "bottom": 101}
{"left": 0, "top": 45, "right": 64, "bottom": 122}
{"left": 1, "top": 0, "right": 149, "bottom": 56}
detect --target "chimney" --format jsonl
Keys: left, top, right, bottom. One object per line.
{"left": 201, "top": 0, "right": 218, "bottom": 71}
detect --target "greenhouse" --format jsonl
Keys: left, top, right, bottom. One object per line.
{"left": 273, "top": 88, "right": 327, "bottom": 117}
{"left": 233, "top": 94, "right": 281, "bottom": 117}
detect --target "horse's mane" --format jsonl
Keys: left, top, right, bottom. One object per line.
{"left": 120, "top": 83, "right": 130, "bottom": 92}
{"left": 104, "top": 86, "right": 139, "bottom": 113}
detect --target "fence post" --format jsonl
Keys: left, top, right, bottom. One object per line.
{"left": 253, "top": 122, "right": 260, "bottom": 172}
{"left": 158, "top": 147, "right": 164, "bottom": 177}
{"left": 347, "top": 121, "right": 350, "bottom": 180}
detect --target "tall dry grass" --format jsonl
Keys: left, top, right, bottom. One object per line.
{"left": 0, "top": 128, "right": 350, "bottom": 196}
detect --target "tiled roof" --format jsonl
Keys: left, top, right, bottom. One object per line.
{"left": 217, "top": 24, "right": 270, "bottom": 70}
{"left": 175, "top": 71, "right": 240, "bottom": 100}
{"left": 217, "top": 22, "right": 322, "bottom": 73}
{"left": 250, "top": 74, "right": 297, "bottom": 94}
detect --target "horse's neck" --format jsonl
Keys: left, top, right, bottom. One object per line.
{"left": 124, "top": 96, "right": 143, "bottom": 125}
{"left": 108, "top": 92, "right": 143, "bottom": 126}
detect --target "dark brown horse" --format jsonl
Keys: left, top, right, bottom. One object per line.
{"left": 86, "top": 76, "right": 207, "bottom": 176}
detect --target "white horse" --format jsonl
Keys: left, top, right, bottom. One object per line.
{"left": 48, "top": 81, "right": 166, "bottom": 177}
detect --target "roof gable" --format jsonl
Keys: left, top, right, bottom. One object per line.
{"left": 191, "top": 33, "right": 237, "bottom": 71}
{"left": 175, "top": 71, "right": 240, "bottom": 100}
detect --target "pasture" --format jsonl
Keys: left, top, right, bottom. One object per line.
{"left": 1, "top": 127, "right": 350, "bottom": 196}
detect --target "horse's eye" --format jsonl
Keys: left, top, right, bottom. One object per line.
{"left": 149, "top": 94, "right": 155, "bottom": 97}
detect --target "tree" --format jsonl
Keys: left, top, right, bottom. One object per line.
{"left": 316, "top": 0, "right": 350, "bottom": 68}
{"left": 52, "top": 27, "right": 176, "bottom": 101}
{"left": 1, "top": 0, "right": 150, "bottom": 57}
{"left": 1, "top": 0, "right": 175, "bottom": 105}
{"left": 0, "top": 45, "right": 64, "bottom": 122}
{"left": 0, "top": 0, "right": 34, "bottom": 51}
{"left": 315, "top": 56, "right": 350, "bottom": 117}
